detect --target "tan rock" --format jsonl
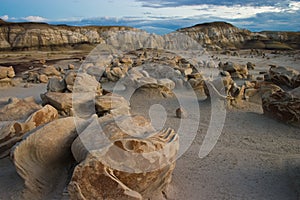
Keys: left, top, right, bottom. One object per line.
{"left": 69, "top": 115, "right": 179, "bottom": 199}
{"left": 68, "top": 64, "right": 75, "bottom": 70}
{"left": 12, "top": 117, "right": 83, "bottom": 199}
{"left": 262, "top": 87, "right": 300, "bottom": 126}
{"left": 95, "top": 93, "right": 130, "bottom": 116}
{"left": 0, "top": 78, "right": 12, "bottom": 87}
{"left": 0, "top": 97, "right": 42, "bottom": 121}
{"left": 0, "top": 66, "right": 15, "bottom": 79}
{"left": 41, "top": 92, "right": 73, "bottom": 116}
{"left": 39, "top": 65, "right": 61, "bottom": 77}
{"left": 269, "top": 66, "right": 300, "bottom": 88}
{"left": 65, "top": 71, "right": 77, "bottom": 92}
{"left": 0, "top": 105, "right": 58, "bottom": 158}
{"left": 38, "top": 74, "right": 48, "bottom": 83}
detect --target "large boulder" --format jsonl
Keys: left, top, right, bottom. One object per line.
{"left": 0, "top": 97, "right": 42, "bottom": 121}
{"left": 69, "top": 115, "right": 179, "bottom": 199}
{"left": 262, "top": 86, "right": 300, "bottom": 126}
{"left": 41, "top": 92, "right": 73, "bottom": 116}
{"left": 12, "top": 117, "right": 86, "bottom": 199}
{"left": 95, "top": 93, "right": 130, "bottom": 116}
{"left": 269, "top": 66, "right": 300, "bottom": 88}
{"left": 0, "top": 105, "right": 58, "bottom": 158}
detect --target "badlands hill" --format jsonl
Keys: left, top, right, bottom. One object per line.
{"left": 0, "top": 19, "right": 299, "bottom": 51}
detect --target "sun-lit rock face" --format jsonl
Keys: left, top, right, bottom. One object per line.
{"left": 1, "top": 20, "right": 299, "bottom": 51}
{"left": 0, "top": 21, "right": 139, "bottom": 50}
{"left": 69, "top": 115, "right": 179, "bottom": 200}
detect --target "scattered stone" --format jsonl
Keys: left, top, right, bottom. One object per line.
{"left": 0, "top": 66, "right": 15, "bottom": 79}
{"left": 68, "top": 64, "right": 75, "bottom": 70}
{"left": 38, "top": 74, "right": 49, "bottom": 83}
{"left": 176, "top": 107, "right": 188, "bottom": 118}
{"left": 47, "top": 77, "right": 66, "bottom": 92}
{"left": 246, "top": 62, "right": 255, "bottom": 70}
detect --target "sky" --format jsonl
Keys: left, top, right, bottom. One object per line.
{"left": 0, "top": 0, "right": 300, "bottom": 34}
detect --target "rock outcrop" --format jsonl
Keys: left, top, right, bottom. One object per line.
{"left": 177, "top": 22, "right": 300, "bottom": 50}
{"left": 269, "top": 66, "right": 300, "bottom": 89}
{"left": 0, "top": 21, "right": 139, "bottom": 51}
{"left": 1, "top": 20, "right": 299, "bottom": 51}
{"left": 262, "top": 86, "right": 300, "bottom": 126}
{"left": 69, "top": 115, "right": 179, "bottom": 199}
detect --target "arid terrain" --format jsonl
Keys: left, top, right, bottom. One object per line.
{"left": 0, "top": 21, "right": 299, "bottom": 200}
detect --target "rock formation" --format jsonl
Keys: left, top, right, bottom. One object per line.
{"left": 269, "top": 66, "right": 300, "bottom": 88}
{"left": 262, "top": 86, "right": 300, "bottom": 126}
{"left": 0, "top": 66, "right": 15, "bottom": 87}
{"left": 12, "top": 117, "right": 86, "bottom": 199}
{"left": 0, "top": 21, "right": 139, "bottom": 51}
{"left": 177, "top": 22, "right": 300, "bottom": 50}
{"left": 1, "top": 20, "right": 298, "bottom": 51}
{"left": 69, "top": 115, "right": 179, "bottom": 199}
{"left": 0, "top": 105, "right": 58, "bottom": 158}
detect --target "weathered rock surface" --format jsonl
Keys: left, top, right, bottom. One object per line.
{"left": 269, "top": 66, "right": 300, "bottom": 88}
{"left": 0, "top": 97, "right": 42, "bottom": 121}
{"left": 178, "top": 22, "right": 300, "bottom": 50}
{"left": 0, "top": 21, "right": 139, "bottom": 51}
{"left": 69, "top": 115, "right": 179, "bottom": 199}
{"left": 262, "top": 86, "right": 300, "bottom": 126}
{"left": 0, "top": 66, "right": 15, "bottom": 87}
{"left": 95, "top": 93, "right": 130, "bottom": 116}
{"left": 0, "top": 105, "right": 58, "bottom": 158}
{"left": 0, "top": 20, "right": 299, "bottom": 51}
{"left": 12, "top": 117, "right": 83, "bottom": 200}
{"left": 41, "top": 92, "right": 73, "bottom": 116}
{"left": 221, "top": 62, "right": 249, "bottom": 79}
{"left": 0, "top": 66, "right": 15, "bottom": 79}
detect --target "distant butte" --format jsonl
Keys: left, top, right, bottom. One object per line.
{"left": 0, "top": 19, "right": 299, "bottom": 51}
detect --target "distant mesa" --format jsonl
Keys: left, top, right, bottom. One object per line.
{"left": 0, "top": 19, "right": 299, "bottom": 51}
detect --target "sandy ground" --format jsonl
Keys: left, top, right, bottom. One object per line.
{"left": 0, "top": 50, "right": 299, "bottom": 200}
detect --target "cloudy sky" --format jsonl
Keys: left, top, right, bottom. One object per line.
{"left": 1, "top": 0, "right": 299, "bottom": 34}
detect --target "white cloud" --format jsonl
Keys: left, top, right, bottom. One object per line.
{"left": 22, "top": 16, "right": 48, "bottom": 22}
{"left": 0, "top": 15, "right": 9, "bottom": 21}
{"left": 145, "top": 4, "right": 283, "bottom": 20}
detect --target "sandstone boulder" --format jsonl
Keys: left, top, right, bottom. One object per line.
{"left": 269, "top": 66, "right": 300, "bottom": 88}
{"left": 0, "top": 105, "right": 58, "bottom": 158}
{"left": 95, "top": 93, "right": 130, "bottom": 116}
{"left": 41, "top": 92, "right": 73, "bottom": 116}
{"left": 0, "top": 66, "right": 15, "bottom": 79}
{"left": 0, "top": 97, "right": 42, "bottom": 121}
{"left": 69, "top": 115, "right": 179, "bottom": 199}
{"left": 12, "top": 117, "right": 84, "bottom": 199}
{"left": 262, "top": 86, "right": 300, "bottom": 126}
